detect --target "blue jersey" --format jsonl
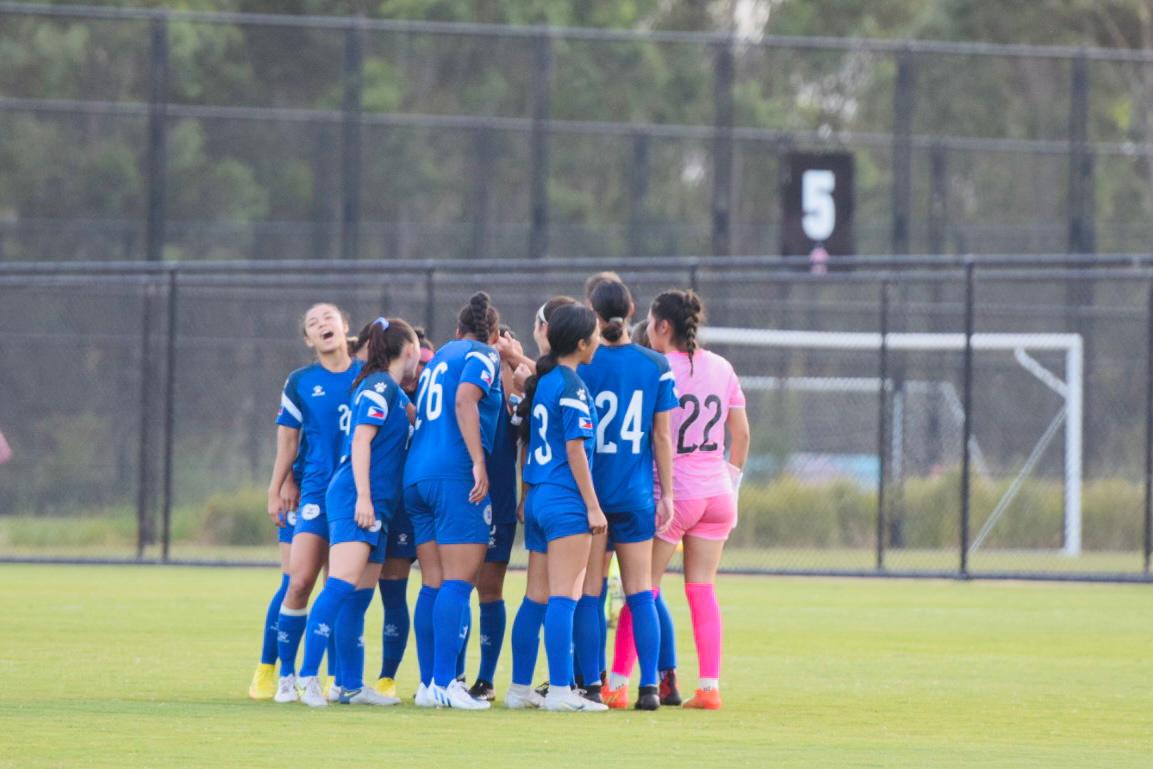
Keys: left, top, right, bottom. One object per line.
{"left": 276, "top": 359, "right": 363, "bottom": 502}
{"left": 578, "top": 344, "right": 678, "bottom": 512}
{"left": 523, "top": 365, "right": 597, "bottom": 494}
{"left": 404, "top": 339, "right": 503, "bottom": 486}
{"left": 488, "top": 395, "right": 519, "bottom": 525}
{"left": 291, "top": 434, "right": 307, "bottom": 484}
{"left": 335, "top": 371, "right": 412, "bottom": 505}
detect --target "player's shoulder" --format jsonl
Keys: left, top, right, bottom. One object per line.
{"left": 628, "top": 343, "right": 672, "bottom": 373}
{"left": 285, "top": 362, "right": 321, "bottom": 389}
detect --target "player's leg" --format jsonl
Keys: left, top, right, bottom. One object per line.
{"left": 506, "top": 549, "right": 549, "bottom": 709}
{"left": 613, "top": 537, "right": 661, "bottom": 710}
{"left": 407, "top": 482, "right": 441, "bottom": 703}
{"left": 431, "top": 542, "right": 487, "bottom": 707}
{"left": 573, "top": 531, "right": 608, "bottom": 700}
{"left": 542, "top": 532, "right": 606, "bottom": 712}
{"left": 274, "top": 530, "right": 326, "bottom": 701}
{"left": 470, "top": 558, "right": 509, "bottom": 700}
{"left": 651, "top": 534, "right": 683, "bottom": 705}
{"left": 249, "top": 538, "right": 292, "bottom": 700}
{"left": 680, "top": 492, "right": 734, "bottom": 710}
{"left": 375, "top": 556, "right": 411, "bottom": 698}
{"left": 339, "top": 552, "right": 399, "bottom": 707}
{"left": 296, "top": 541, "right": 368, "bottom": 707}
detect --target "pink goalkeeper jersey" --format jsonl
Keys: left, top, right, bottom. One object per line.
{"left": 666, "top": 349, "right": 746, "bottom": 500}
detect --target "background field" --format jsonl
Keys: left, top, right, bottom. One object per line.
{"left": 1, "top": 565, "right": 1150, "bottom": 769}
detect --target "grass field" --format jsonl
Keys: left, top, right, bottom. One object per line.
{"left": 1, "top": 565, "right": 1151, "bottom": 769}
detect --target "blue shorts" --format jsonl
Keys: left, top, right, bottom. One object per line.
{"left": 278, "top": 510, "right": 298, "bottom": 544}
{"left": 328, "top": 514, "right": 387, "bottom": 564}
{"left": 486, "top": 522, "right": 517, "bottom": 564}
{"left": 404, "top": 478, "right": 492, "bottom": 547}
{"left": 293, "top": 496, "right": 329, "bottom": 541}
{"left": 524, "top": 484, "right": 590, "bottom": 554}
{"left": 606, "top": 507, "right": 656, "bottom": 545}
{"left": 386, "top": 502, "right": 417, "bottom": 561}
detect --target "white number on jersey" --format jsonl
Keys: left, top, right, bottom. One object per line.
{"left": 532, "top": 403, "right": 553, "bottom": 465}
{"left": 595, "top": 390, "right": 644, "bottom": 455}
{"left": 338, "top": 404, "right": 352, "bottom": 436}
{"left": 415, "top": 361, "right": 448, "bottom": 429}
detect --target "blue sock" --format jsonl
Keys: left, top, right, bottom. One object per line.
{"left": 378, "top": 577, "right": 409, "bottom": 679}
{"left": 597, "top": 578, "right": 609, "bottom": 675}
{"left": 299, "top": 577, "right": 355, "bottom": 679}
{"left": 335, "top": 587, "right": 374, "bottom": 692}
{"left": 573, "top": 595, "right": 602, "bottom": 688}
{"left": 477, "top": 600, "right": 506, "bottom": 684}
{"left": 276, "top": 606, "right": 308, "bottom": 677}
{"left": 261, "top": 573, "right": 290, "bottom": 665}
{"left": 510, "top": 598, "right": 547, "bottom": 686}
{"left": 656, "top": 591, "right": 677, "bottom": 672}
{"left": 414, "top": 585, "right": 439, "bottom": 686}
{"left": 627, "top": 591, "right": 660, "bottom": 687}
{"left": 544, "top": 596, "right": 578, "bottom": 690}
{"left": 456, "top": 604, "right": 471, "bottom": 680}
{"left": 433, "top": 580, "right": 473, "bottom": 687}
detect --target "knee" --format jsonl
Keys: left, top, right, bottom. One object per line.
{"left": 284, "top": 578, "right": 312, "bottom": 607}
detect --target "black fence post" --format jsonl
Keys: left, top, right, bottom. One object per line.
{"left": 160, "top": 269, "right": 178, "bottom": 561}
{"left": 960, "top": 261, "right": 975, "bottom": 577}
{"left": 876, "top": 279, "right": 890, "bottom": 571}
{"left": 145, "top": 15, "right": 169, "bottom": 264}
{"left": 471, "top": 127, "right": 494, "bottom": 261}
{"left": 341, "top": 20, "right": 364, "bottom": 261}
{"left": 1144, "top": 280, "right": 1153, "bottom": 575}
{"left": 891, "top": 48, "right": 915, "bottom": 256}
{"left": 628, "top": 131, "right": 650, "bottom": 257}
{"left": 1067, "top": 52, "right": 1095, "bottom": 256}
{"left": 135, "top": 285, "right": 156, "bottom": 559}
{"left": 529, "top": 32, "right": 553, "bottom": 260}
{"left": 928, "top": 142, "right": 948, "bottom": 254}
{"left": 712, "top": 37, "right": 735, "bottom": 258}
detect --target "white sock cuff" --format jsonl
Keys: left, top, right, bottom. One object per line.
{"left": 279, "top": 606, "right": 307, "bottom": 617}
{"left": 699, "top": 677, "right": 719, "bottom": 691}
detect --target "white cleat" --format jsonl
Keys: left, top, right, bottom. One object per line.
{"left": 504, "top": 683, "right": 545, "bottom": 710}
{"left": 414, "top": 682, "right": 437, "bottom": 708}
{"left": 433, "top": 680, "right": 491, "bottom": 710}
{"left": 340, "top": 687, "right": 401, "bottom": 706}
{"left": 298, "top": 676, "right": 328, "bottom": 708}
{"left": 543, "top": 686, "right": 609, "bottom": 712}
{"left": 326, "top": 684, "right": 342, "bottom": 703}
{"left": 273, "top": 675, "right": 298, "bottom": 704}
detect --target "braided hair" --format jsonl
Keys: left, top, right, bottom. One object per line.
{"left": 588, "top": 276, "right": 632, "bottom": 344}
{"left": 457, "top": 291, "right": 500, "bottom": 343}
{"left": 650, "top": 289, "right": 704, "bottom": 374}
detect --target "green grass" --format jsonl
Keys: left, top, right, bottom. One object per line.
{"left": 1, "top": 566, "right": 1152, "bottom": 768}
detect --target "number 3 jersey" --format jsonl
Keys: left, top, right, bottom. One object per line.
{"left": 666, "top": 349, "right": 746, "bottom": 501}
{"left": 578, "top": 344, "right": 677, "bottom": 513}
{"left": 276, "top": 359, "right": 364, "bottom": 503}
{"left": 523, "top": 365, "right": 597, "bottom": 496}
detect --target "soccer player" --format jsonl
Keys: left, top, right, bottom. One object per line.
{"left": 515, "top": 303, "right": 609, "bottom": 712}
{"left": 295, "top": 317, "right": 420, "bottom": 707}
{"left": 269, "top": 303, "right": 363, "bottom": 703}
{"left": 577, "top": 276, "right": 677, "bottom": 710}
{"left": 403, "top": 292, "right": 503, "bottom": 710}
{"left": 646, "top": 289, "right": 750, "bottom": 710}
{"left": 373, "top": 332, "right": 434, "bottom": 700}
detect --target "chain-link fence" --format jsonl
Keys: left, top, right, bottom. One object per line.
{"left": 3, "top": 4, "right": 1153, "bottom": 263}
{"left": 2, "top": 257, "right": 1152, "bottom": 580}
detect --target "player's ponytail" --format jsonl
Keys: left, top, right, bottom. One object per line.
{"left": 458, "top": 291, "right": 500, "bottom": 344}
{"left": 588, "top": 276, "right": 632, "bottom": 344}
{"left": 651, "top": 289, "right": 705, "bottom": 374}
{"left": 517, "top": 304, "right": 598, "bottom": 442}
{"left": 351, "top": 317, "right": 417, "bottom": 391}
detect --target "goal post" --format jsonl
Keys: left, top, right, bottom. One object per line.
{"left": 702, "top": 327, "right": 1085, "bottom": 556}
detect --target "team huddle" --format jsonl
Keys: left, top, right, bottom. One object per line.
{"left": 247, "top": 272, "right": 750, "bottom": 712}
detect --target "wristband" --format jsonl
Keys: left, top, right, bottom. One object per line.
{"left": 508, "top": 393, "right": 525, "bottom": 425}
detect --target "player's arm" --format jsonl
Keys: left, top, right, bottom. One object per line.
{"left": 267, "top": 426, "right": 301, "bottom": 524}
{"left": 567, "top": 439, "right": 606, "bottom": 535}
{"left": 457, "top": 382, "right": 489, "bottom": 503}
{"left": 652, "top": 411, "right": 675, "bottom": 533}
{"left": 351, "top": 423, "right": 379, "bottom": 529}
{"left": 727, "top": 406, "right": 750, "bottom": 488}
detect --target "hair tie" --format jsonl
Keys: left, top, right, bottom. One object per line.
{"left": 536, "top": 303, "right": 548, "bottom": 325}
{"left": 374, "top": 317, "right": 389, "bottom": 331}
{"left": 609, "top": 317, "right": 625, "bottom": 325}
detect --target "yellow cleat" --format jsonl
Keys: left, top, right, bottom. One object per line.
{"left": 323, "top": 675, "right": 336, "bottom": 698}
{"left": 248, "top": 663, "right": 277, "bottom": 700}
{"left": 374, "top": 677, "right": 398, "bottom": 699}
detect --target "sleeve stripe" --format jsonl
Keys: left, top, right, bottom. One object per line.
{"left": 465, "top": 351, "right": 497, "bottom": 379}
{"left": 280, "top": 392, "right": 303, "bottom": 423}
{"left": 357, "top": 389, "right": 390, "bottom": 417}
{"left": 660, "top": 371, "right": 676, "bottom": 382}
{"left": 559, "top": 397, "right": 590, "bottom": 414}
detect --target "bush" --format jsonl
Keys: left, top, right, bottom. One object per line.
{"left": 196, "top": 487, "right": 270, "bottom": 546}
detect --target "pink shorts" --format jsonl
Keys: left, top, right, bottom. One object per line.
{"left": 657, "top": 492, "right": 736, "bottom": 544}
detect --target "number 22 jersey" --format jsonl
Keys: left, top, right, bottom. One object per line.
{"left": 666, "top": 349, "right": 746, "bottom": 501}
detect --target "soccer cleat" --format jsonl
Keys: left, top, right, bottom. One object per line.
{"left": 582, "top": 684, "right": 605, "bottom": 705}
{"left": 602, "top": 683, "right": 629, "bottom": 710}
{"left": 273, "top": 674, "right": 298, "bottom": 704}
{"left": 543, "top": 686, "right": 609, "bottom": 712}
{"left": 504, "top": 684, "right": 544, "bottom": 710}
{"left": 433, "top": 680, "right": 491, "bottom": 710}
{"left": 659, "top": 669, "right": 682, "bottom": 706}
{"left": 533, "top": 680, "right": 551, "bottom": 698}
{"left": 468, "top": 679, "right": 496, "bottom": 702}
{"left": 414, "top": 682, "right": 437, "bottom": 708}
{"left": 326, "top": 684, "right": 342, "bottom": 703}
{"left": 340, "top": 687, "right": 401, "bottom": 706}
{"left": 682, "top": 687, "right": 722, "bottom": 710}
{"left": 248, "top": 663, "right": 277, "bottom": 700}
{"left": 634, "top": 685, "right": 661, "bottom": 711}
{"left": 374, "top": 677, "right": 398, "bottom": 699}
{"left": 323, "top": 675, "right": 336, "bottom": 698}
{"left": 298, "top": 676, "right": 328, "bottom": 708}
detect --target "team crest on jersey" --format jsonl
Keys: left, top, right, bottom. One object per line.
{"left": 374, "top": 382, "right": 386, "bottom": 393}
{"left": 301, "top": 503, "right": 321, "bottom": 521}
{"left": 286, "top": 511, "right": 297, "bottom": 527}
{"left": 483, "top": 504, "right": 493, "bottom": 526}
{"left": 311, "top": 385, "right": 326, "bottom": 397}
{"left": 577, "top": 388, "right": 588, "bottom": 402}
{"left": 369, "top": 519, "right": 383, "bottom": 533}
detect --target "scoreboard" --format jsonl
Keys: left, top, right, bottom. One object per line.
{"left": 781, "top": 151, "right": 855, "bottom": 258}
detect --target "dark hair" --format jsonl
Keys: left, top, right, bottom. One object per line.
{"left": 589, "top": 277, "right": 633, "bottom": 344}
{"left": 413, "top": 326, "right": 434, "bottom": 352}
{"left": 650, "top": 289, "right": 704, "bottom": 373}
{"left": 517, "top": 304, "right": 598, "bottom": 440}
{"left": 458, "top": 291, "right": 499, "bottom": 343}
{"left": 584, "top": 271, "right": 623, "bottom": 299}
{"left": 351, "top": 317, "right": 417, "bottom": 391}
{"left": 537, "top": 295, "right": 578, "bottom": 327}
{"left": 632, "top": 319, "right": 651, "bottom": 349}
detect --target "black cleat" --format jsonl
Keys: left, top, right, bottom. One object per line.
{"left": 534, "top": 680, "right": 550, "bottom": 698}
{"left": 582, "top": 683, "right": 604, "bottom": 705}
{"left": 468, "top": 679, "right": 495, "bottom": 702}
{"left": 659, "top": 669, "right": 682, "bottom": 706}
{"left": 635, "top": 685, "right": 660, "bottom": 711}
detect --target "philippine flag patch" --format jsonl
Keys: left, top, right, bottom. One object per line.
{"left": 368, "top": 406, "right": 386, "bottom": 420}
{"left": 481, "top": 370, "right": 493, "bottom": 385}
{"left": 579, "top": 416, "right": 593, "bottom": 431}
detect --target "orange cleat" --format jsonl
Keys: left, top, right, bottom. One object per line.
{"left": 682, "top": 688, "right": 722, "bottom": 710}
{"left": 602, "top": 683, "right": 629, "bottom": 709}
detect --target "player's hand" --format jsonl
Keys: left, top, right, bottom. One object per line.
{"left": 267, "top": 488, "right": 285, "bottom": 525}
{"left": 355, "top": 496, "right": 376, "bottom": 530}
{"left": 469, "top": 461, "right": 489, "bottom": 504}
{"left": 513, "top": 363, "right": 533, "bottom": 393}
{"left": 655, "top": 496, "right": 674, "bottom": 535}
{"left": 496, "top": 333, "right": 524, "bottom": 364}
{"left": 728, "top": 463, "right": 743, "bottom": 529}
{"left": 279, "top": 477, "right": 300, "bottom": 516}
{"left": 587, "top": 505, "right": 608, "bottom": 536}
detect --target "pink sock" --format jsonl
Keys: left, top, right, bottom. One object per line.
{"left": 685, "top": 582, "right": 722, "bottom": 680}
{"left": 610, "top": 603, "right": 637, "bottom": 678}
